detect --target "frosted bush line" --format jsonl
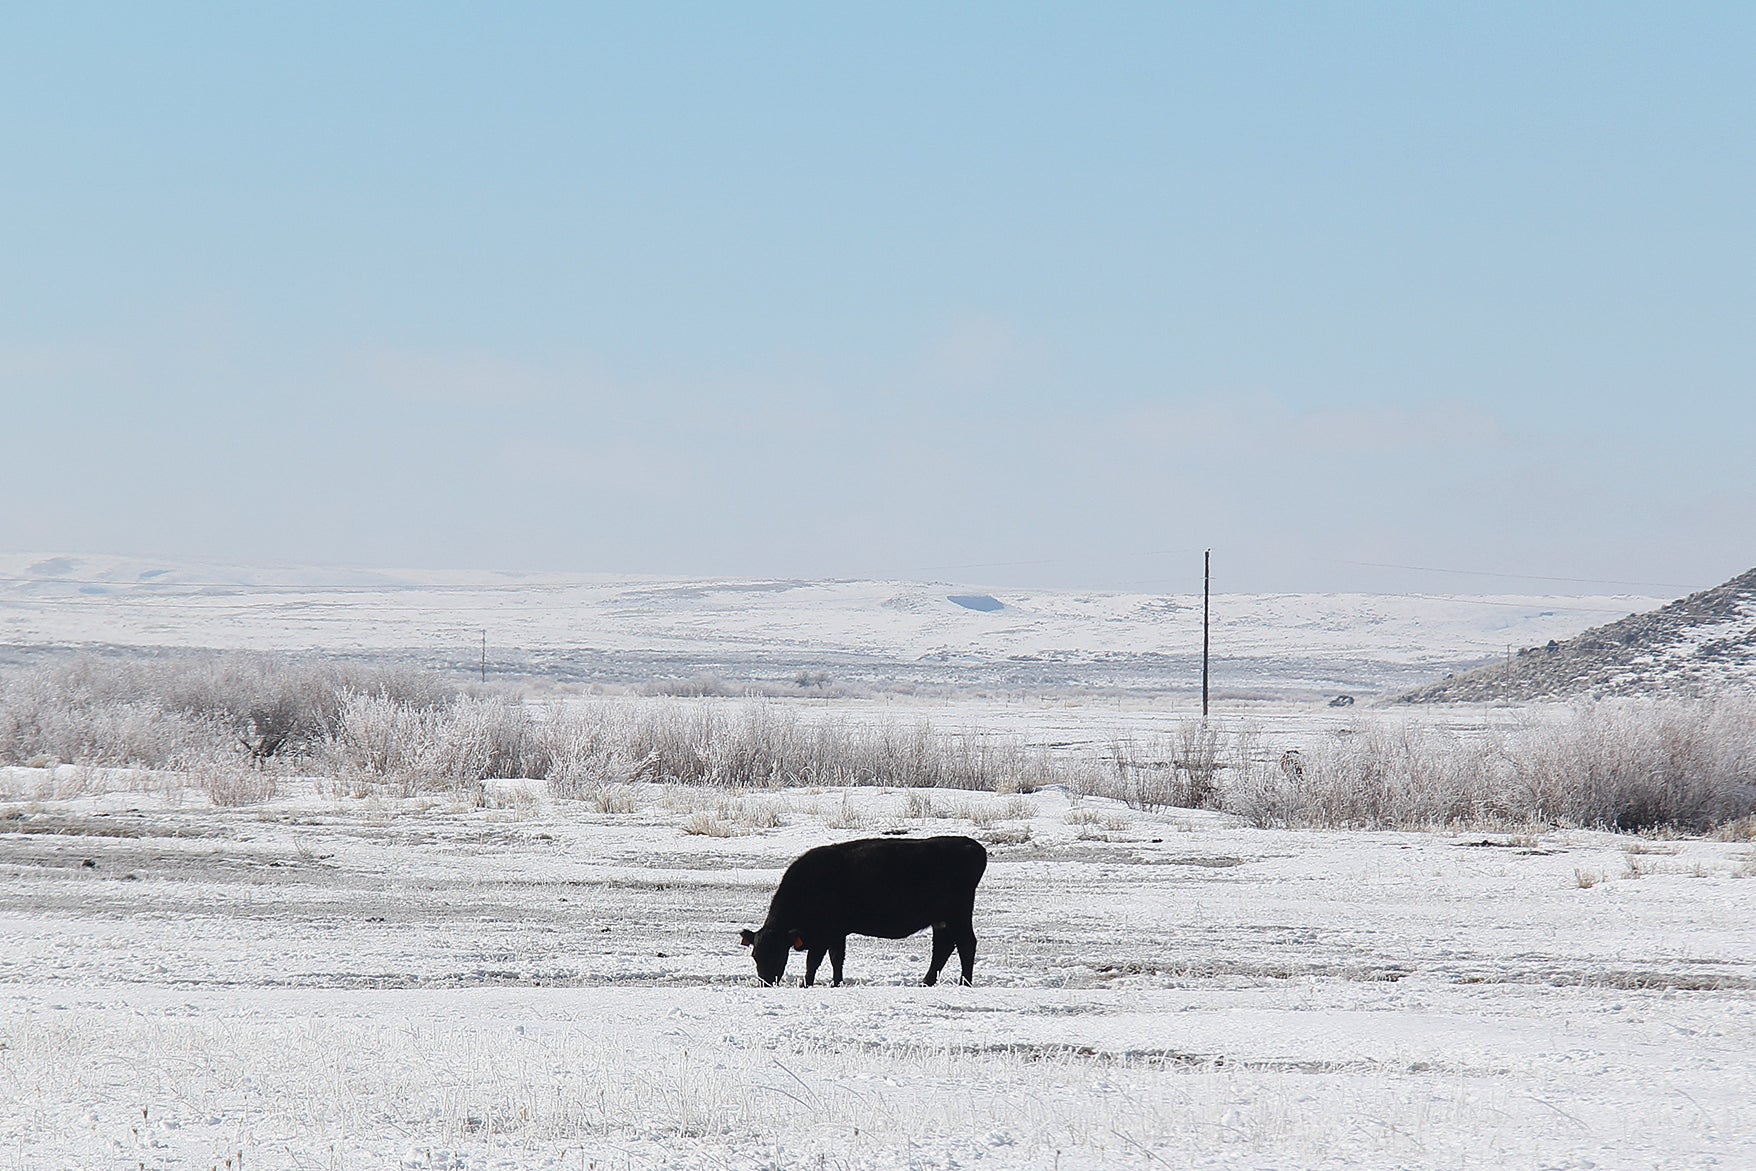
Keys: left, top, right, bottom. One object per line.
{"left": 3, "top": 653, "right": 1754, "bottom": 831}
{"left": 0, "top": 655, "right": 1094, "bottom": 800}
{"left": 326, "top": 693, "right": 1087, "bottom": 797}
{"left": 1224, "top": 696, "right": 1756, "bottom": 832}
{"left": 0, "top": 652, "right": 448, "bottom": 771}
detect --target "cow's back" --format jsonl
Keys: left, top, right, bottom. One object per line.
{"left": 770, "top": 835, "right": 987, "bottom": 940}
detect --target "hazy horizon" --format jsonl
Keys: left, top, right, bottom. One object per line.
{"left": 0, "top": 548, "right": 1693, "bottom": 608}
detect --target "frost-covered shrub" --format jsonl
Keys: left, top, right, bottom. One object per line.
{"left": 320, "top": 692, "right": 534, "bottom": 796}
{"left": 522, "top": 701, "right": 1072, "bottom": 793}
{"left": 190, "top": 759, "right": 280, "bottom": 807}
{"left": 1506, "top": 698, "right": 1756, "bottom": 831}
{"left": 0, "top": 652, "right": 454, "bottom": 770}
{"left": 1222, "top": 698, "right": 1756, "bottom": 832}
{"left": 16, "top": 650, "right": 1746, "bottom": 834}
{"left": 1104, "top": 722, "right": 1224, "bottom": 811}
{"left": 1238, "top": 721, "right": 1503, "bottom": 829}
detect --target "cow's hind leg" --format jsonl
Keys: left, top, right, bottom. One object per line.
{"left": 829, "top": 936, "right": 847, "bottom": 987}
{"left": 955, "top": 923, "right": 978, "bottom": 986}
{"left": 923, "top": 923, "right": 956, "bottom": 986}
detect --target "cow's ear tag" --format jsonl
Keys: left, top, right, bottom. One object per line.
{"left": 791, "top": 933, "right": 806, "bottom": 951}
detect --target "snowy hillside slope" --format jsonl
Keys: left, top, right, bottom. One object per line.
{"left": 1398, "top": 565, "right": 1756, "bottom": 702}
{"left": 0, "top": 552, "right": 1660, "bottom": 698}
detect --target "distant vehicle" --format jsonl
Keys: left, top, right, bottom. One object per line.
{"left": 740, "top": 836, "right": 988, "bottom": 987}
{"left": 1328, "top": 694, "right": 1355, "bottom": 707}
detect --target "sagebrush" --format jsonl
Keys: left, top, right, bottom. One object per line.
{"left": 5, "top": 654, "right": 1753, "bottom": 831}
{"left": 1222, "top": 697, "right": 1756, "bottom": 832}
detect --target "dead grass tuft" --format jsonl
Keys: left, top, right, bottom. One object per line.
{"left": 588, "top": 784, "right": 640, "bottom": 814}
{"left": 681, "top": 811, "right": 740, "bottom": 838}
{"left": 1065, "top": 808, "right": 1131, "bottom": 832}
{"left": 1713, "top": 816, "right": 1756, "bottom": 842}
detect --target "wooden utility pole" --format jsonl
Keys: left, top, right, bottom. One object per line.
{"left": 1202, "top": 549, "right": 1211, "bottom": 719}
{"left": 481, "top": 630, "right": 487, "bottom": 684}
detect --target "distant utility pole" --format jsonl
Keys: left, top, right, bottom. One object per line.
{"left": 481, "top": 630, "right": 487, "bottom": 684}
{"left": 1202, "top": 549, "right": 1211, "bottom": 719}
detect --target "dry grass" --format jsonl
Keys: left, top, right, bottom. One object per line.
{"left": 584, "top": 784, "right": 640, "bottom": 814}
{"left": 1065, "top": 808, "right": 1132, "bottom": 832}
{"left": 194, "top": 763, "right": 279, "bottom": 808}
{"left": 662, "top": 788, "right": 788, "bottom": 836}
{"left": 905, "top": 791, "right": 1033, "bottom": 826}
{"left": 680, "top": 811, "right": 739, "bottom": 838}
{"left": 903, "top": 792, "right": 947, "bottom": 819}
{"left": 1103, "top": 723, "right": 1223, "bottom": 811}
{"left": 1713, "top": 816, "right": 1756, "bottom": 842}
{"left": 822, "top": 793, "right": 872, "bottom": 830}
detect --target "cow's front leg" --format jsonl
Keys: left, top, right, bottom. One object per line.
{"left": 829, "top": 936, "right": 847, "bottom": 986}
{"left": 803, "top": 943, "right": 828, "bottom": 987}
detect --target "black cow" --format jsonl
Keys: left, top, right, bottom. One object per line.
{"left": 739, "top": 835, "right": 988, "bottom": 987}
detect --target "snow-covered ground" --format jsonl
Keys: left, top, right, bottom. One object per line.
{"left": 3, "top": 554, "right": 1745, "bottom": 1167}
{"left": 3, "top": 772, "right": 1750, "bottom": 1170}
{"left": 0, "top": 552, "right": 1662, "bottom": 698}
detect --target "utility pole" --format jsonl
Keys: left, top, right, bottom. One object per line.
{"left": 1202, "top": 549, "right": 1211, "bottom": 719}
{"left": 481, "top": 630, "right": 487, "bottom": 684}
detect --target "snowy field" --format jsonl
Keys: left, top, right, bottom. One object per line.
{"left": 3, "top": 555, "right": 1748, "bottom": 1167}
{"left": 3, "top": 772, "right": 1752, "bottom": 1170}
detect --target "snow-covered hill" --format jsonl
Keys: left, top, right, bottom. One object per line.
{"left": 0, "top": 552, "right": 1663, "bottom": 698}
{"left": 1399, "top": 565, "right": 1756, "bottom": 702}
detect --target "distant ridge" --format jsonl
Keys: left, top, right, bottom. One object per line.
{"left": 0, "top": 551, "right": 1668, "bottom": 699}
{"left": 1397, "top": 566, "right": 1756, "bottom": 702}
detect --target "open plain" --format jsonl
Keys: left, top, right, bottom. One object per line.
{"left": 3, "top": 770, "right": 1751, "bottom": 1170}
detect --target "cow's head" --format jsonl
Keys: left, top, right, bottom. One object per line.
{"left": 739, "top": 926, "right": 804, "bottom": 985}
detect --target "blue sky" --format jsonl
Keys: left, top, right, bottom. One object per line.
{"left": 3, "top": 3, "right": 1752, "bottom": 594}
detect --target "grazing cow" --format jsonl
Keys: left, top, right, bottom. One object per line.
{"left": 739, "top": 835, "right": 988, "bottom": 987}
